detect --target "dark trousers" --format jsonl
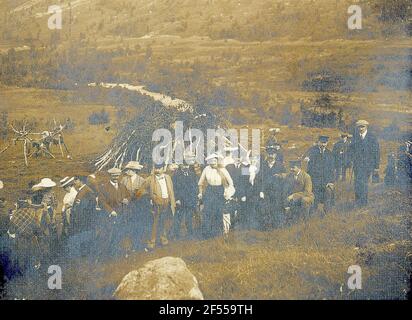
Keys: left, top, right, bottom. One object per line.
{"left": 354, "top": 170, "right": 371, "bottom": 207}
{"left": 148, "top": 199, "right": 173, "bottom": 248}
{"left": 313, "top": 184, "right": 334, "bottom": 213}
{"left": 172, "top": 205, "right": 195, "bottom": 239}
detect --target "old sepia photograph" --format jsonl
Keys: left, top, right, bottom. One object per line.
{"left": 0, "top": 0, "right": 411, "bottom": 304}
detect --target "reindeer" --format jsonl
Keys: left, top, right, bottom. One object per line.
{"left": 0, "top": 120, "right": 72, "bottom": 167}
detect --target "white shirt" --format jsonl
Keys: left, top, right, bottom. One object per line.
{"left": 360, "top": 130, "right": 367, "bottom": 140}
{"left": 267, "top": 160, "right": 276, "bottom": 168}
{"left": 156, "top": 175, "right": 169, "bottom": 199}
{"left": 62, "top": 187, "right": 78, "bottom": 211}
{"left": 198, "top": 166, "right": 233, "bottom": 187}
{"left": 110, "top": 180, "right": 119, "bottom": 190}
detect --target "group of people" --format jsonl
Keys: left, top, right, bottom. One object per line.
{"left": 0, "top": 119, "right": 411, "bottom": 272}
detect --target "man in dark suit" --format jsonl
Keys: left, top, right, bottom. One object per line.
{"left": 349, "top": 120, "right": 380, "bottom": 207}
{"left": 64, "top": 176, "right": 97, "bottom": 259}
{"left": 97, "top": 168, "right": 131, "bottom": 257}
{"left": 259, "top": 145, "right": 286, "bottom": 229}
{"left": 172, "top": 162, "right": 198, "bottom": 239}
{"left": 306, "top": 136, "right": 336, "bottom": 214}
{"left": 332, "top": 133, "right": 352, "bottom": 181}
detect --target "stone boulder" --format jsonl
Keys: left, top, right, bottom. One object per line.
{"left": 113, "top": 257, "right": 204, "bottom": 300}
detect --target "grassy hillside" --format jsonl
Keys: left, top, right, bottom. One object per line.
{"left": 4, "top": 184, "right": 411, "bottom": 300}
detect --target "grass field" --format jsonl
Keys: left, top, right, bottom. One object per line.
{"left": 4, "top": 183, "right": 411, "bottom": 300}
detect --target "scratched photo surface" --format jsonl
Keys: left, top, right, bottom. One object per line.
{"left": 0, "top": 0, "right": 411, "bottom": 300}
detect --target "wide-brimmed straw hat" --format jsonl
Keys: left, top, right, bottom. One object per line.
{"left": 124, "top": 161, "right": 143, "bottom": 170}
{"left": 32, "top": 178, "right": 56, "bottom": 191}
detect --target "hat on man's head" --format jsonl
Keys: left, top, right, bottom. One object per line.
{"left": 60, "top": 176, "right": 74, "bottom": 188}
{"left": 318, "top": 135, "right": 329, "bottom": 143}
{"left": 356, "top": 120, "right": 369, "bottom": 127}
{"left": 205, "top": 153, "right": 222, "bottom": 162}
{"left": 108, "top": 167, "right": 122, "bottom": 176}
{"left": 289, "top": 160, "right": 302, "bottom": 168}
{"left": 168, "top": 163, "right": 179, "bottom": 171}
{"left": 32, "top": 178, "right": 56, "bottom": 191}
{"left": 153, "top": 162, "right": 165, "bottom": 169}
{"left": 269, "top": 128, "right": 281, "bottom": 133}
{"left": 124, "top": 161, "right": 143, "bottom": 171}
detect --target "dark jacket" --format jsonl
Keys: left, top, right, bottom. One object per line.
{"left": 71, "top": 185, "right": 96, "bottom": 233}
{"left": 259, "top": 159, "right": 286, "bottom": 196}
{"left": 238, "top": 165, "right": 261, "bottom": 200}
{"left": 349, "top": 131, "right": 380, "bottom": 175}
{"left": 226, "top": 163, "right": 243, "bottom": 197}
{"left": 98, "top": 181, "right": 130, "bottom": 214}
{"left": 306, "top": 146, "right": 335, "bottom": 187}
{"left": 173, "top": 167, "right": 198, "bottom": 208}
{"left": 332, "top": 139, "right": 351, "bottom": 168}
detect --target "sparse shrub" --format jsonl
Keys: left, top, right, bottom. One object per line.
{"left": 88, "top": 109, "right": 110, "bottom": 125}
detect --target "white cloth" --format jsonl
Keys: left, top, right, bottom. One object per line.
{"left": 156, "top": 175, "right": 169, "bottom": 199}
{"left": 248, "top": 165, "right": 258, "bottom": 185}
{"left": 267, "top": 160, "right": 276, "bottom": 169}
{"left": 360, "top": 130, "right": 367, "bottom": 140}
{"left": 198, "top": 166, "right": 233, "bottom": 187}
{"left": 62, "top": 187, "right": 78, "bottom": 211}
{"left": 223, "top": 213, "right": 231, "bottom": 235}
{"left": 110, "top": 180, "right": 119, "bottom": 190}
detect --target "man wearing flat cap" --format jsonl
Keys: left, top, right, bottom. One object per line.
{"left": 349, "top": 120, "right": 380, "bottom": 207}
{"left": 172, "top": 153, "right": 199, "bottom": 240}
{"left": 136, "top": 162, "right": 176, "bottom": 250}
{"left": 97, "top": 167, "right": 131, "bottom": 256}
{"left": 305, "top": 136, "right": 336, "bottom": 214}
{"left": 98, "top": 168, "right": 130, "bottom": 217}
{"left": 259, "top": 145, "right": 286, "bottom": 229}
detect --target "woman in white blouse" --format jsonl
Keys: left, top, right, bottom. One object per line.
{"left": 198, "top": 153, "right": 234, "bottom": 238}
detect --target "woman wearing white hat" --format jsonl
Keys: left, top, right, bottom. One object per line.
{"left": 32, "top": 178, "right": 57, "bottom": 211}
{"left": 198, "top": 153, "right": 234, "bottom": 238}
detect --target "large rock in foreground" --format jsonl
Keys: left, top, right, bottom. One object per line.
{"left": 113, "top": 257, "right": 204, "bottom": 300}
